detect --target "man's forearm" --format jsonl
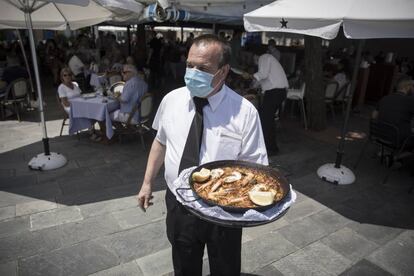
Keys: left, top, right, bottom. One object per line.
{"left": 143, "top": 139, "right": 166, "bottom": 185}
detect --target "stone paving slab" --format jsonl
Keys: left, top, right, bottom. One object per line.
{"left": 241, "top": 231, "right": 298, "bottom": 272}
{"left": 278, "top": 216, "right": 330, "bottom": 248}
{"left": 112, "top": 195, "right": 166, "bottom": 230}
{"left": 0, "top": 216, "right": 29, "bottom": 238}
{"left": 58, "top": 175, "right": 123, "bottom": 196}
{"left": 16, "top": 198, "right": 57, "bottom": 217}
{"left": 273, "top": 241, "right": 352, "bottom": 276}
{"left": 0, "top": 261, "right": 17, "bottom": 276}
{"left": 135, "top": 247, "right": 173, "bottom": 276}
{"left": 0, "top": 205, "right": 15, "bottom": 221}
{"left": 367, "top": 230, "right": 414, "bottom": 276}
{"left": 89, "top": 260, "right": 143, "bottom": 276}
{"left": 96, "top": 220, "right": 170, "bottom": 263}
{"left": 18, "top": 240, "right": 120, "bottom": 276}
{"left": 0, "top": 227, "right": 61, "bottom": 263}
{"left": 321, "top": 227, "right": 379, "bottom": 262}
{"left": 80, "top": 196, "right": 137, "bottom": 218}
{"left": 58, "top": 213, "right": 122, "bottom": 247}
{"left": 30, "top": 206, "right": 83, "bottom": 231}
{"left": 282, "top": 197, "right": 327, "bottom": 223}
{"left": 339, "top": 259, "right": 393, "bottom": 276}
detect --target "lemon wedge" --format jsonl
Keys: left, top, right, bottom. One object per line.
{"left": 248, "top": 191, "right": 275, "bottom": 206}
{"left": 192, "top": 168, "right": 211, "bottom": 182}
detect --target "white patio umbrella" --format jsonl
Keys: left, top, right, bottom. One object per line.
{"left": 0, "top": 0, "right": 114, "bottom": 170}
{"left": 244, "top": 0, "right": 414, "bottom": 185}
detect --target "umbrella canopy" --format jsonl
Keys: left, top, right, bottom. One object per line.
{"left": 244, "top": 0, "right": 414, "bottom": 39}
{"left": 135, "top": 0, "right": 273, "bottom": 25}
{"left": 0, "top": 0, "right": 143, "bottom": 30}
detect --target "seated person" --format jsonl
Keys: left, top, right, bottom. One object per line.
{"left": 332, "top": 63, "right": 348, "bottom": 91}
{"left": 373, "top": 76, "right": 414, "bottom": 149}
{"left": 57, "top": 67, "right": 81, "bottom": 114}
{"left": 110, "top": 64, "right": 148, "bottom": 124}
{"left": 0, "top": 55, "right": 29, "bottom": 93}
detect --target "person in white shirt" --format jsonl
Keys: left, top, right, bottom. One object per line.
{"left": 68, "top": 54, "right": 84, "bottom": 77}
{"left": 57, "top": 67, "right": 81, "bottom": 114}
{"left": 244, "top": 49, "right": 289, "bottom": 155}
{"left": 137, "top": 35, "right": 268, "bottom": 276}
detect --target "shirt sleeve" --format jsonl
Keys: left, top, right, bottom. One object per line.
{"left": 152, "top": 96, "right": 167, "bottom": 145}
{"left": 239, "top": 106, "right": 269, "bottom": 165}
{"left": 57, "top": 85, "right": 66, "bottom": 98}
{"left": 120, "top": 81, "right": 133, "bottom": 102}
{"left": 253, "top": 55, "right": 271, "bottom": 82}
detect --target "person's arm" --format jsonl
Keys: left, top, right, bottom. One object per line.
{"left": 137, "top": 139, "right": 166, "bottom": 209}
{"left": 60, "top": 97, "right": 70, "bottom": 107}
{"left": 253, "top": 55, "right": 271, "bottom": 82}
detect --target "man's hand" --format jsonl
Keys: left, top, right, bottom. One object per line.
{"left": 137, "top": 182, "right": 153, "bottom": 211}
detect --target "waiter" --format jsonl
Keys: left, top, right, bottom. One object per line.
{"left": 244, "top": 49, "right": 289, "bottom": 155}
{"left": 137, "top": 34, "right": 268, "bottom": 275}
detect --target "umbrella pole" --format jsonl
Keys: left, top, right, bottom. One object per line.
{"left": 15, "top": 29, "right": 36, "bottom": 102}
{"left": 25, "top": 9, "right": 67, "bottom": 171}
{"left": 317, "top": 39, "right": 364, "bottom": 185}
{"left": 334, "top": 39, "right": 365, "bottom": 168}
{"left": 25, "top": 12, "right": 49, "bottom": 154}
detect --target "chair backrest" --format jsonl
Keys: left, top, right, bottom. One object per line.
{"left": 369, "top": 119, "right": 400, "bottom": 148}
{"left": 109, "top": 74, "right": 122, "bottom": 85}
{"left": 109, "top": 81, "right": 125, "bottom": 94}
{"left": 56, "top": 93, "right": 68, "bottom": 118}
{"left": 325, "top": 81, "right": 339, "bottom": 99}
{"left": 8, "top": 78, "right": 28, "bottom": 99}
{"left": 297, "top": 83, "right": 306, "bottom": 98}
{"left": 335, "top": 82, "right": 351, "bottom": 101}
{"left": 139, "top": 93, "right": 153, "bottom": 123}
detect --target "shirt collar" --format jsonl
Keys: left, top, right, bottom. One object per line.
{"left": 207, "top": 84, "right": 227, "bottom": 112}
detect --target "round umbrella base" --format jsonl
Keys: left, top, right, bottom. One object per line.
{"left": 28, "top": 152, "right": 67, "bottom": 171}
{"left": 317, "top": 163, "right": 355, "bottom": 185}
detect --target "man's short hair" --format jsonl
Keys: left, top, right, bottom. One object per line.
{"left": 123, "top": 64, "right": 138, "bottom": 75}
{"left": 191, "top": 34, "right": 231, "bottom": 68}
{"left": 396, "top": 76, "right": 414, "bottom": 92}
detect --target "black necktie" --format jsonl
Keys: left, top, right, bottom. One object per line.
{"left": 178, "top": 97, "right": 209, "bottom": 174}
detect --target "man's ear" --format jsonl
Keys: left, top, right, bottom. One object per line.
{"left": 221, "top": 64, "right": 230, "bottom": 77}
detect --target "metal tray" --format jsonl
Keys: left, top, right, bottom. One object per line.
{"left": 188, "top": 160, "right": 290, "bottom": 213}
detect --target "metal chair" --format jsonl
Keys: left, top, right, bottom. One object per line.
{"left": 2, "top": 78, "right": 29, "bottom": 121}
{"left": 286, "top": 83, "right": 307, "bottom": 129}
{"left": 354, "top": 119, "right": 412, "bottom": 183}
{"left": 117, "top": 93, "right": 154, "bottom": 149}
{"left": 324, "top": 80, "right": 339, "bottom": 120}
{"left": 56, "top": 94, "right": 80, "bottom": 139}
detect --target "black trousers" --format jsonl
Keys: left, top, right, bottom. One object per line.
{"left": 260, "top": 88, "right": 287, "bottom": 152}
{"left": 165, "top": 189, "right": 242, "bottom": 276}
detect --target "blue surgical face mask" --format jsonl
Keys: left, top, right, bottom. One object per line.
{"left": 184, "top": 67, "right": 220, "bottom": 98}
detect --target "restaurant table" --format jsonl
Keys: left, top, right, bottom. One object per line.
{"left": 69, "top": 95, "right": 119, "bottom": 139}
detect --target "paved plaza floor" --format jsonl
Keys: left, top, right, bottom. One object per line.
{"left": 0, "top": 82, "right": 413, "bottom": 276}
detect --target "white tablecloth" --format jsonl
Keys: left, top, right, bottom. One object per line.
{"left": 69, "top": 95, "right": 119, "bottom": 138}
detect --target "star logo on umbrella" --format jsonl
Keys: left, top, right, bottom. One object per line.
{"left": 280, "top": 18, "right": 288, "bottom": 28}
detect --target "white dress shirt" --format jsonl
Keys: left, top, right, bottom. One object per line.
{"left": 68, "top": 55, "right": 84, "bottom": 76}
{"left": 153, "top": 85, "right": 268, "bottom": 190}
{"left": 253, "top": 53, "right": 288, "bottom": 92}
